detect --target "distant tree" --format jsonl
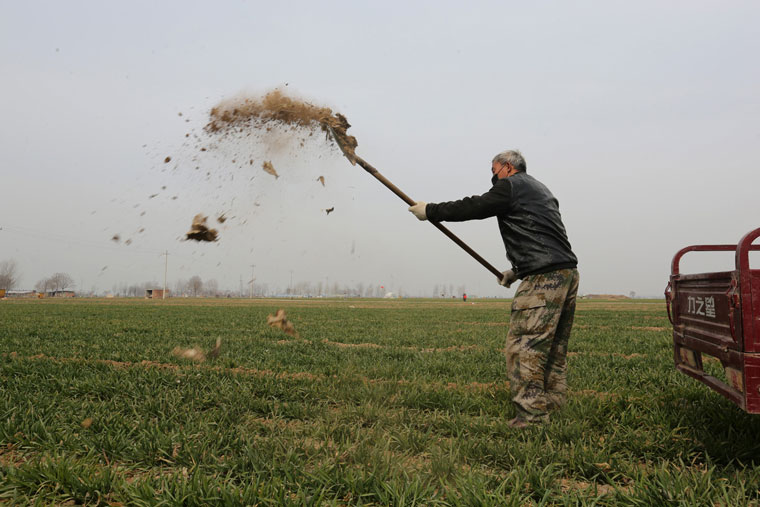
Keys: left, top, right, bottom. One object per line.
{"left": 112, "top": 282, "right": 127, "bottom": 297}
{"left": 294, "top": 281, "right": 310, "bottom": 296}
{"left": 204, "top": 278, "right": 219, "bottom": 297}
{"left": 35, "top": 277, "right": 52, "bottom": 293}
{"left": 188, "top": 276, "right": 203, "bottom": 297}
{"left": 49, "top": 272, "right": 75, "bottom": 291}
{"left": 0, "top": 259, "right": 19, "bottom": 290}
{"left": 174, "top": 278, "right": 188, "bottom": 297}
{"left": 255, "top": 283, "right": 268, "bottom": 297}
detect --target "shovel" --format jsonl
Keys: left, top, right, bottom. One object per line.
{"left": 326, "top": 125, "right": 504, "bottom": 283}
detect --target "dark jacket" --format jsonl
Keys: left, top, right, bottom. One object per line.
{"left": 425, "top": 172, "right": 577, "bottom": 278}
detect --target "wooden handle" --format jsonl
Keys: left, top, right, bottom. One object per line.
{"left": 354, "top": 155, "right": 504, "bottom": 280}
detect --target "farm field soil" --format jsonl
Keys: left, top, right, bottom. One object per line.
{"left": 2, "top": 298, "right": 760, "bottom": 504}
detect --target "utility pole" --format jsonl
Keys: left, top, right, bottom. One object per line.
{"left": 250, "top": 264, "right": 255, "bottom": 299}
{"left": 162, "top": 250, "right": 168, "bottom": 299}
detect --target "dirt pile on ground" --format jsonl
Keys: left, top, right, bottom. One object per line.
{"left": 267, "top": 309, "right": 298, "bottom": 337}
{"left": 205, "top": 89, "right": 358, "bottom": 164}
{"left": 185, "top": 214, "right": 218, "bottom": 242}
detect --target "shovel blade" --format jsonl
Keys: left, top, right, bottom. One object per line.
{"left": 326, "top": 125, "right": 357, "bottom": 166}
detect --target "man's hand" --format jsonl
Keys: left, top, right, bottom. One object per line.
{"left": 499, "top": 269, "right": 517, "bottom": 288}
{"left": 408, "top": 201, "right": 427, "bottom": 221}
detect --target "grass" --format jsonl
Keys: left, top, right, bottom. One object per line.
{"left": 2, "top": 297, "right": 760, "bottom": 505}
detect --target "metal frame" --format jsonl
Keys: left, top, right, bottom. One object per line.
{"left": 666, "top": 228, "right": 760, "bottom": 412}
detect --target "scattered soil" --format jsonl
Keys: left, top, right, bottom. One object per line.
{"left": 185, "top": 214, "right": 218, "bottom": 242}
{"left": 267, "top": 308, "right": 298, "bottom": 337}
{"left": 164, "top": 156, "right": 171, "bottom": 163}
{"left": 111, "top": 234, "right": 120, "bottom": 243}
{"left": 216, "top": 213, "right": 227, "bottom": 224}
{"left": 567, "top": 351, "right": 646, "bottom": 359}
{"left": 321, "top": 339, "right": 381, "bottom": 349}
{"left": 207, "top": 337, "right": 222, "bottom": 359}
{"left": 171, "top": 338, "right": 221, "bottom": 363}
{"left": 317, "top": 176, "right": 325, "bottom": 186}
{"left": 262, "top": 160, "right": 279, "bottom": 179}
{"left": 206, "top": 89, "right": 359, "bottom": 164}
{"left": 559, "top": 478, "right": 627, "bottom": 495}
{"left": 325, "top": 207, "right": 334, "bottom": 215}
{"left": 171, "top": 346, "right": 207, "bottom": 362}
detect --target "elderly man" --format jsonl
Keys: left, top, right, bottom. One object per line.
{"left": 408, "top": 150, "right": 579, "bottom": 427}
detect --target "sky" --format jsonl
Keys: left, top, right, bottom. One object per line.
{"left": 1, "top": 0, "right": 759, "bottom": 298}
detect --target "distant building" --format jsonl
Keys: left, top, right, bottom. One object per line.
{"left": 580, "top": 294, "right": 630, "bottom": 300}
{"left": 145, "top": 289, "right": 170, "bottom": 299}
{"left": 6, "top": 290, "right": 38, "bottom": 299}
{"left": 47, "top": 290, "right": 76, "bottom": 298}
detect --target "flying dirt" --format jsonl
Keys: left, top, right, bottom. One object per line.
{"left": 267, "top": 308, "right": 298, "bottom": 337}
{"left": 172, "top": 337, "right": 222, "bottom": 362}
{"left": 205, "top": 89, "right": 358, "bottom": 164}
{"left": 262, "top": 160, "right": 279, "bottom": 179}
{"left": 185, "top": 214, "right": 218, "bottom": 242}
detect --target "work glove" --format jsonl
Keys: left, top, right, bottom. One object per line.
{"left": 499, "top": 269, "right": 517, "bottom": 288}
{"left": 408, "top": 201, "right": 428, "bottom": 221}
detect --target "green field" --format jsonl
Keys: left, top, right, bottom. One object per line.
{"left": 2, "top": 297, "right": 760, "bottom": 505}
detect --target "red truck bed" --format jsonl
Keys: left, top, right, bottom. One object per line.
{"left": 666, "top": 227, "right": 760, "bottom": 412}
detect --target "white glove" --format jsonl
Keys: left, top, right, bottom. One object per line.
{"left": 408, "top": 201, "right": 427, "bottom": 221}
{"left": 499, "top": 269, "right": 517, "bottom": 288}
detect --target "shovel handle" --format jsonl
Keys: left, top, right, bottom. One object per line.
{"left": 354, "top": 154, "right": 504, "bottom": 281}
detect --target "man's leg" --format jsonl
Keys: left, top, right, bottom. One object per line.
{"left": 507, "top": 269, "right": 577, "bottom": 424}
{"left": 544, "top": 269, "right": 580, "bottom": 411}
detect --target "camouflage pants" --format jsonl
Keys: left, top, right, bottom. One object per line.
{"left": 506, "top": 268, "right": 579, "bottom": 423}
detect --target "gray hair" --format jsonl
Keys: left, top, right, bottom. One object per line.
{"left": 492, "top": 150, "right": 527, "bottom": 173}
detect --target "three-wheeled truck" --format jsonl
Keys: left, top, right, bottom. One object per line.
{"left": 666, "top": 227, "right": 760, "bottom": 412}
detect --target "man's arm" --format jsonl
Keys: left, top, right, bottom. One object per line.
{"left": 426, "top": 179, "right": 512, "bottom": 222}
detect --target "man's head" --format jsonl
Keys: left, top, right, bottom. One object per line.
{"left": 491, "top": 150, "right": 526, "bottom": 180}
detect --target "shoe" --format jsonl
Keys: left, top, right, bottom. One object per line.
{"left": 508, "top": 417, "right": 529, "bottom": 429}
{"left": 509, "top": 415, "right": 549, "bottom": 428}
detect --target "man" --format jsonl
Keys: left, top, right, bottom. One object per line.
{"left": 408, "top": 150, "right": 579, "bottom": 428}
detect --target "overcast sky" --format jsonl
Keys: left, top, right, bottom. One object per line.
{"left": 2, "top": 1, "right": 759, "bottom": 297}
